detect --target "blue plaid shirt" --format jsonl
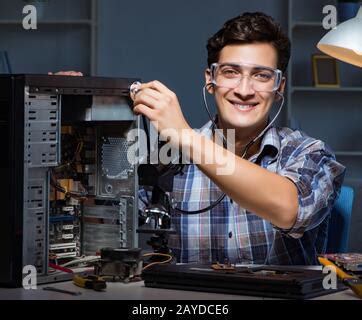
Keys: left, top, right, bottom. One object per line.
{"left": 139, "top": 121, "right": 345, "bottom": 265}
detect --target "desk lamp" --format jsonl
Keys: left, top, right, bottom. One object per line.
{"left": 317, "top": 6, "right": 362, "bottom": 67}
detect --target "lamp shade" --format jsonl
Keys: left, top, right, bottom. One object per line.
{"left": 317, "top": 6, "right": 362, "bottom": 67}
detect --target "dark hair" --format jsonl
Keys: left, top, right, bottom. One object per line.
{"left": 206, "top": 12, "right": 291, "bottom": 73}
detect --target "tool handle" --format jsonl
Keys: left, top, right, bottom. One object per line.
{"left": 318, "top": 257, "right": 354, "bottom": 280}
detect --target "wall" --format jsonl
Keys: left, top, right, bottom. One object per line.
{"left": 97, "top": 0, "right": 288, "bottom": 128}
{"left": 0, "top": 0, "right": 92, "bottom": 74}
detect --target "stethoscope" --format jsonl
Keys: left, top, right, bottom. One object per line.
{"left": 173, "top": 85, "right": 285, "bottom": 215}
{"left": 129, "top": 80, "right": 285, "bottom": 214}
{"left": 202, "top": 84, "right": 285, "bottom": 158}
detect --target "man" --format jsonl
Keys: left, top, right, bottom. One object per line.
{"left": 134, "top": 12, "right": 345, "bottom": 265}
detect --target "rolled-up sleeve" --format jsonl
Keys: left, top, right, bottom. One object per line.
{"left": 277, "top": 139, "right": 346, "bottom": 238}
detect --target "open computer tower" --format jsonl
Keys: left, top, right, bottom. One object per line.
{"left": 0, "top": 74, "right": 140, "bottom": 287}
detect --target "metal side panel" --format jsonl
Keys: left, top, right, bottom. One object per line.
{"left": 24, "top": 90, "right": 61, "bottom": 168}
{"left": 22, "top": 87, "right": 61, "bottom": 276}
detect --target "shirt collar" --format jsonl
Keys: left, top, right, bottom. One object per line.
{"left": 198, "top": 116, "right": 280, "bottom": 161}
{"left": 251, "top": 126, "right": 280, "bottom": 163}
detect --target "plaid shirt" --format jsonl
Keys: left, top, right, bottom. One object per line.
{"left": 139, "top": 121, "right": 345, "bottom": 265}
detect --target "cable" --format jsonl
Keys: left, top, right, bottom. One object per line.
{"left": 50, "top": 169, "right": 88, "bottom": 199}
{"left": 174, "top": 193, "right": 226, "bottom": 214}
{"left": 48, "top": 262, "right": 73, "bottom": 274}
{"left": 142, "top": 252, "right": 173, "bottom": 271}
{"left": 168, "top": 85, "right": 227, "bottom": 215}
{"left": 142, "top": 115, "right": 151, "bottom": 159}
{"left": 240, "top": 91, "right": 284, "bottom": 158}
{"left": 202, "top": 84, "right": 227, "bottom": 147}
{"left": 60, "top": 256, "right": 100, "bottom": 268}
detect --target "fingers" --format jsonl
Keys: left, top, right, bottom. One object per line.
{"left": 142, "top": 80, "right": 174, "bottom": 96}
{"left": 131, "top": 81, "right": 189, "bottom": 142}
{"left": 48, "top": 71, "right": 83, "bottom": 76}
{"left": 131, "top": 80, "right": 178, "bottom": 121}
{"left": 133, "top": 87, "right": 163, "bottom": 109}
{"left": 133, "top": 80, "right": 175, "bottom": 107}
{"left": 132, "top": 80, "right": 174, "bottom": 100}
{"left": 133, "top": 104, "right": 155, "bottom": 120}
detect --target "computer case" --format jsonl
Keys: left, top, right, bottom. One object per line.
{"left": 0, "top": 74, "right": 140, "bottom": 287}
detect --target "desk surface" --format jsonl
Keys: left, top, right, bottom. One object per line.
{"left": 0, "top": 280, "right": 359, "bottom": 300}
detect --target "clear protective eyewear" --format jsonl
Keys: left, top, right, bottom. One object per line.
{"left": 210, "top": 62, "right": 283, "bottom": 92}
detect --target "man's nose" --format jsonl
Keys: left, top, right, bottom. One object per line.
{"left": 233, "top": 75, "right": 255, "bottom": 96}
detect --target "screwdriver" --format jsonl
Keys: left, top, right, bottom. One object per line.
{"left": 43, "top": 286, "right": 82, "bottom": 296}
{"left": 318, "top": 257, "right": 362, "bottom": 299}
{"left": 73, "top": 275, "right": 107, "bottom": 291}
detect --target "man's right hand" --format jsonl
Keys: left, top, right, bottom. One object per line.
{"left": 48, "top": 71, "right": 83, "bottom": 76}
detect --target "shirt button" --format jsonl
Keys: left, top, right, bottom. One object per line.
{"left": 228, "top": 231, "right": 232, "bottom": 238}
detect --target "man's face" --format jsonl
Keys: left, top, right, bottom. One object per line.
{"left": 205, "top": 43, "right": 285, "bottom": 133}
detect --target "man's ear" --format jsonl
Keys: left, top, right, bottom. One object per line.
{"left": 275, "top": 77, "right": 286, "bottom": 100}
{"left": 204, "top": 69, "right": 214, "bottom": 94}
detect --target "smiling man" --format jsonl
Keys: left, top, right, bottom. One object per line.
{"left": 135, "top": 12, "right": 345, "bottom": 265}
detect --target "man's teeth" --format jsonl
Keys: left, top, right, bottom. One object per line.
{"left": 234, "top": 104, "right": 256, "bottom": 110}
